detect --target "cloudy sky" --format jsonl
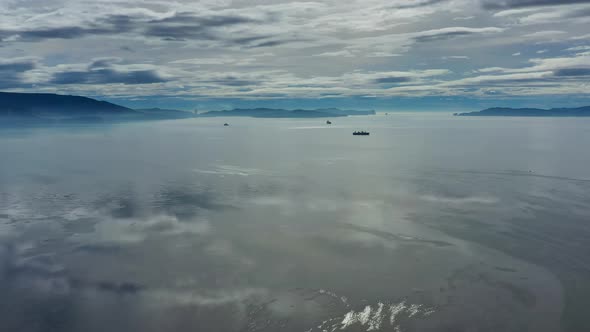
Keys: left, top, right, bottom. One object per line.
{"left": 1, "top": 0, "right": 589, "bottom": 110}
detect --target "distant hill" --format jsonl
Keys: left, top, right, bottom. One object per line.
{"left": 0, "top": 92, "right": 134, "bottom": 116}
{"left": 135, "top": 107, "right": 195, "bottom": 119}
{"left": 455, "top": 106, "right": 590, "bottom": 117}
{"left": 0, "top": 92, "right": 376, "bottom": 124}
{"left": 309, "top": 108, "right": 376, "bottom": 116}
{"left": 199, "top": 108, "right": 375, "bottom": 118}
{"left": 0, "top": 92, "right": 194, "bottom": 124}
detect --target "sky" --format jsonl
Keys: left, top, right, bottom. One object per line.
{"left": 0, "top": 0, "right": 589, "bottom": 111}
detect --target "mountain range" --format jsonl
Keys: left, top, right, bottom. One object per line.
{"left": 0, "top": 92, "right": 374, "bottom": 125}
{"left": 199, "top": 107, "right": 375, "bottom": 118}
{"left": 0, "top": 92, "right": 197, "bottom": 125}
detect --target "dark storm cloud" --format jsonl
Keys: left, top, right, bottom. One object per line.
{"left": 141, "top": 13, "right": 291, "bottom": 47}
{"left": 247, "top": 38, "right": 309, "bottom": 48}
{"left": 388, "top": 0, "right": 449, "bottom": 9}
{"left": 144, "top": 26, "right": 217, "bottom": 41}
{"left": 99, "top": 14, "right": 137, "bottom": 31}
{"left": 207, "top": 77, "right": 260, "bottom": 86}
{"left": 149, "top": 13, "right": 256, "bottom": 26}
{"left": 0, "top": 14, "right": 134, "bottom": 42}
{"left": 0, "top": 26, "right": 122, "bottom": 42}
{"left": 553, "top": 67, "right": 590, "bottom": 76}
{"left": 0, "top": 12, "right": 260, "bottom": 43}
{"left": 95, "top": 281, "right": 144, "bottom": 295}
{"left": 413, "top": 30, "right": 476, "bottom": 42}
{"left": 481, "top": 0, "right": 590, "bottom": 9}
{"left": 0, "top": 76, "right": 27, "bottom": 89}
{"left": 0, "top": 60, "right": 35, "bottom": 72}
{"left": 249, "top": 40, "right": 287, "bottom": 48}
{"left": 21, "top": 26, "right": 112, "bottom": 39}
{"left": 373, "top": 76, "right": 413, "bottom": 84}
{"left": 50, "top": 68, "right": 167, "bottom": 85}
{"left": 143, "top": 13, "right": 259, "bottom": 41}
{"left": 0, "top": 59, "right": 35, "bottom": 88}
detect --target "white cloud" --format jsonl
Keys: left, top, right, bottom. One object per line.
{"left": 453, "top": 16, "right": 475, "bottom": 20}
{"left": 565, "top": 45, "right": 590, "bottom": 51}
{"left": 493, "top": 4, "right": 590, "bottom": 25}
{"left": 0, "top": 0, "right": 587, "bottom": 102}
{"left": 313, "top": 50, "right": 356, "bottom": 57}
{"left": 523, "top": 30, "right": 566, "bottom": 38}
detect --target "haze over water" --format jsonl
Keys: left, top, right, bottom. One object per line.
{"left": 1, "top": 113, "right": 590, "bottom": 332}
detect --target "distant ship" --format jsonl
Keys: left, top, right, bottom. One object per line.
{"left": 326, "top": 120, "right": 332, "bottom": 124}
{"left": 224, "top": 123, "right": 229, "bottom": 126}
{"left": 353, "top": 131, "right": 369, "bottom": 136}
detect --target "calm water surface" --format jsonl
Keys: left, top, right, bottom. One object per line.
{"left": 1, "top": 113, "right": 589, "bottom": 332}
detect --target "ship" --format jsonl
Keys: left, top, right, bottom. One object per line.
{"left": 326, "top": 120, "right": 332, "bottom": 124}
{"left": 353, "top": 131, "right": 369, "bottom": 136}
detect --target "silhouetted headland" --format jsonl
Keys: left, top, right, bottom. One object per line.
{"left": 0, "top": 92, "right": 194, "bottom": 125}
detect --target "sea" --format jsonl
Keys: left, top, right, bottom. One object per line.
{"left": 1, "top": 113, "right": 589, "bottom": 332}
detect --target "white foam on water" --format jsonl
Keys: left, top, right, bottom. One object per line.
{"left": 367, "top": 302, "right": 384, "bottom": 331}
{"left": 407, "top": 304, "right": 422, "bottom": 317}
{"left": 389, "top": 302, "right": 406, "bottom": 325}
{"left": 309, "top": 299, "right": 434, "bottom": 332}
